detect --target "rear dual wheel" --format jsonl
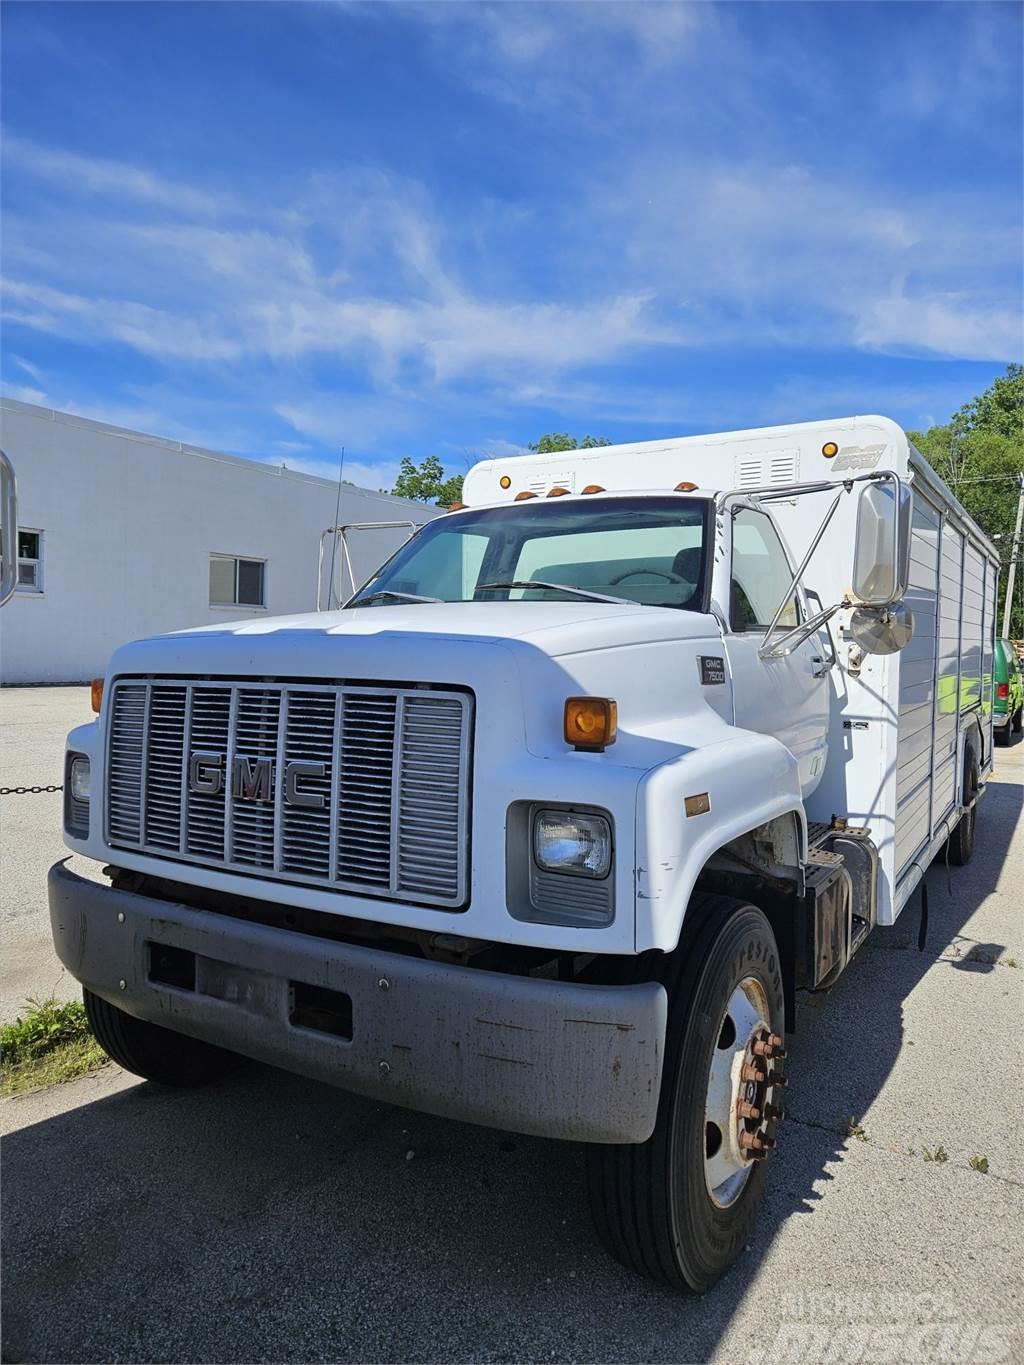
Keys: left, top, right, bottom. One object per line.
{"left": 947, "top": 749, "right": 979, "bottom": 867}
{"left": 587, "top": 895, "right": 785, "bottom": 1292}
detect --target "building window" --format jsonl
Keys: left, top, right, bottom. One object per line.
{"left": 17, "top": 530, "right": 43, "bottom": 593}
{"left": 209, "top": 554, "right": 265, "bottom": 608}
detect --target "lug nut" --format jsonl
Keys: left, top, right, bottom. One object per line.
{"left": 741, "top": 1064, "right": 767, "bottom": 1084}
{"left": 737, "top": 1101, "right": 761, "bottom": 1121}
{"left": 767, "top": 1034, "right": 784, "bottom": 1050}
{"left": 767, "top": 1069, "right": 788, "bottom": 1088}
{"left": 753, "top": 1038, "right": 787, "bottom": 1059}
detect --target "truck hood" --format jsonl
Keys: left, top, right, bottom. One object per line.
{"left": 167, "top": 601, "right": 718, "bottom": 658}
{"left": 106, "top": 601, "right": 733, "bottom": 767}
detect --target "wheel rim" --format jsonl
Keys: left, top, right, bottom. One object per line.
{"left": 703, "top": 975, "right": 783, "bottom": 1208}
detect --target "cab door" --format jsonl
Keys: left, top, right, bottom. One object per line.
{"left": 721, "top": 503, "right": 830, "bottom": 798}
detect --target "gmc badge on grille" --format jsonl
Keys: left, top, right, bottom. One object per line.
{"left": 187, "top": 752, "right": 326, "bottom": 809}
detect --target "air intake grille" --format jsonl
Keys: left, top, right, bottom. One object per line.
{"left": 105, "top": 679, "right": 472, "bottom": 908}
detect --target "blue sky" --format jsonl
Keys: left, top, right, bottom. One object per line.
{"left": 2, "top": 1, "right": 1021, "bottom": 491}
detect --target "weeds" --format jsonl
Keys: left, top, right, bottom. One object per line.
{"left": 923, "top": 1145, "right": 949, "bottom": 1164}
{"left": 969, "top": 1155, "right": 989, "bottom": 1174}
{"left": 1, "top": 997, "right": 106, "bottom": 1097}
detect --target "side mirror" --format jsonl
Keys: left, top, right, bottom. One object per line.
{"left": 853, "top": 478, "right": 912, "bottom": 607}
{"left": 0, "top": 449, "right": 18, "bottom": 609}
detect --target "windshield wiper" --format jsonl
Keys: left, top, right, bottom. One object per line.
{"left": 349, "top": 590, "right": 443, "bottom": 606}
{"left": 476, "top": 580, "right": 635, "bottom": 605}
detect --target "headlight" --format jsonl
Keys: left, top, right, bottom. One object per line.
{"left": 64, "top": 752, "right": 90, "bottom": 838}
{"left": 69, "top": 755, "right": 91, "bottom": 802}
{"left": 533, "top": 808, "right": 611, "bottom": 878}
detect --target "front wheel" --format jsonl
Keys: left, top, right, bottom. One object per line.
{"left": 1013, "top": 706, "right": 1023, "bottom": 735}
{"left": 83, "top": 989, "right": 241, "bottom": 1086}
{"left": 587, "top": 895, "right": 785, "bottom": 1292}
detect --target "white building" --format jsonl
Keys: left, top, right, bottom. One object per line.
{"left": 0, "top": 399, "right": 438, "bottom": 684}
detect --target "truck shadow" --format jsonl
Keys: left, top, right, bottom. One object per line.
{"left": 3, "top": 776, "right": 1021, "bottom": 1365}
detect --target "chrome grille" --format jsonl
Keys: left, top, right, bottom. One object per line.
{"left": 105, "top": 679, "right": 472, "bottom": 908}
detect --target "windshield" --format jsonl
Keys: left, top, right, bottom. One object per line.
{"left": 348, "top": 496, "right": 710, "bottom": 610}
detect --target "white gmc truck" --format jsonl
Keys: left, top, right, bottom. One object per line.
{"left": 48, "top": 416, "right": 999, "bottom": 1292}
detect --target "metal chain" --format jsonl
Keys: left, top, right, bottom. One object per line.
{"left": 0, "top": 784, "right": 64, "bottom": 795}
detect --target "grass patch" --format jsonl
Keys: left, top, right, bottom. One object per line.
{"left": 1, "top": 997, "right": 107, "bottom": 1097}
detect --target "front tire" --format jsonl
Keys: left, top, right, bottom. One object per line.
{"left": 586, "top": 895, "right": 785, "bottom": 1292}
{"left": 83, "top": 989, "right": 241, "bottom": 1086}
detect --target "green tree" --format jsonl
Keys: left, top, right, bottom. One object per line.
{"left": 909, "top": 364, "right": 1024, "bottom": 635}
{"left": 392, "top": 455, "right": 464, "bottom": 507}
{"left": 950, "top": 362, "right": 1023, "bottom": 442}
{"left": 527, "top": 433, "right": 612, "bottom": 453}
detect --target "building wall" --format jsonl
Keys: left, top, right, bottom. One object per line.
{"left": 0, "top": 400, "right": 437, "bottom": 684}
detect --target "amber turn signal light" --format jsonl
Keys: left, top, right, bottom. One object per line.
{"left": 822, "top": 442, "right": 838, "bottom": 458}
{"left": 499, "top": 475, "right": 512, "bottom": 489}
{"left": 91, "top": 678, "right": 104, "bottom": 714}
{"left": 564, "top": 697, "right": 617, "bottom": 751}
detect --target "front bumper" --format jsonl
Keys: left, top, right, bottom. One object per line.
{"left": 49, "top": 862, "right": 666, "bottom": 1143}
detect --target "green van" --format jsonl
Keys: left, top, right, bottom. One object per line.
{"left": 994, "top": 638, "right": 1023, "bottom": 745}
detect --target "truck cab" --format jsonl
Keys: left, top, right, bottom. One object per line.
{"left": 49, "top": 415, "right": 999, "bottom": 1292}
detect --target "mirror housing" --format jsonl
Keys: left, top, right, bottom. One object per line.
{"left": 853, "top": 478, "right": 912, "bottom": 607}
{"left": 0, "top": 450, "right": 18, "bottom": 609}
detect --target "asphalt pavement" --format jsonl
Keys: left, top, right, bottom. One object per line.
{"left": 1, "top": 687, "right": 1022, "bottom": 1364}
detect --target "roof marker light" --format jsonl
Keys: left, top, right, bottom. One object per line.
{"left": 547, "top": 486, "right": 570, "bottom": 497}
{"left": 446, "top": 502, "right": 468, "bottom": 512}
{"left": 581, "top": 484, "right": 605, "bottom": 495}
{"left": 674, "top": 481, "right": 698, "bottom": 492}
{"left": 515, "top": 490, "right": 538, "bottom": 501}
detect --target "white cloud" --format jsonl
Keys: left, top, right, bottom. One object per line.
{"left": 7, "top": 353, "right": 45, "bottom": 385}
{"left": 1, "top": 381, "right": 48, "bottom": 406}
{"left": 253, "top": 448, "right": 400, "bottom": 493}
{"left": 398, "top": 1, "right": 708, "bottom": 108}
{"left": 3, "top": 133, "right": 231, "bottom": 217}
{"left": 854, "top": 293, "right": 1022, "bottom": 364}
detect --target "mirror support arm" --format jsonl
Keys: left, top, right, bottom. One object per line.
{"left": 758, "top": 600, "right": 852, "bottom": 660}
{"left": 759, "top": 487, "right": 846, "bottom": 657}
{"left": 316, "top": 521, "right": 419, "bottom": 610}
{"left": 713, "top": 469, "right": 906, "bottom": 661}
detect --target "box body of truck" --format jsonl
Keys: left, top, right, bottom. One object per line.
{"left": 48, "top": 413, "right": 1000, "bottom": 1291}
